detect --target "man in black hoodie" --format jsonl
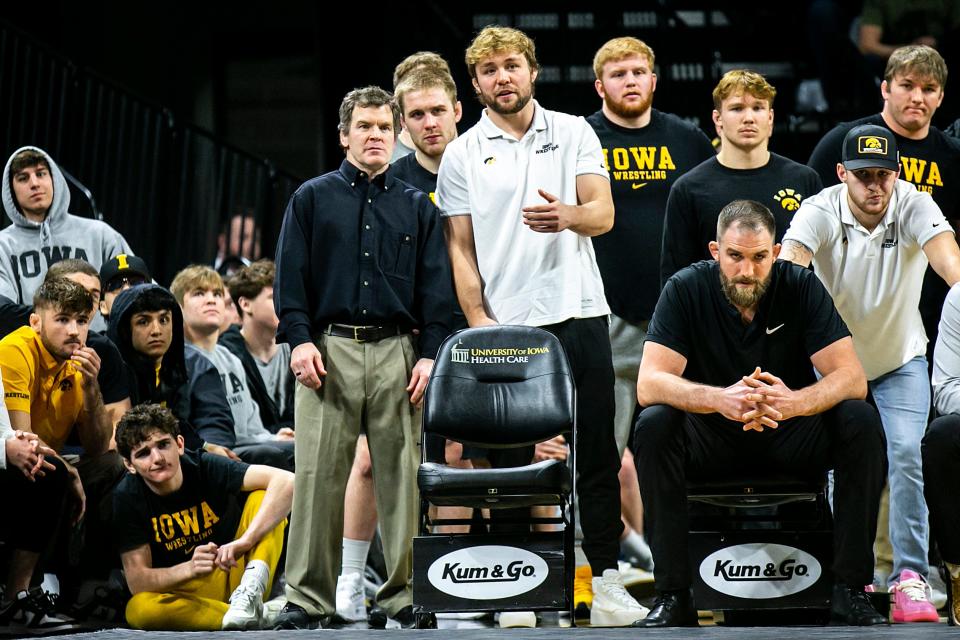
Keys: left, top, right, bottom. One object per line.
{"left": 106, "top": 284, "right": 236, "bottom": 453}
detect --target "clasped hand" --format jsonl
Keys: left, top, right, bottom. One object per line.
{"left": 719, "top": 367, "right": 797, "bottom": 432}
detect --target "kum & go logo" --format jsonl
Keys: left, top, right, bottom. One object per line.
{"left": 427, "top": 546, "right": 548, "bottom": 599}
{"left": 700, "top": 543, "right": 821, "bottom": 599}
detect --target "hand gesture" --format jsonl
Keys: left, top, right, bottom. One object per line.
{"left": 190, "top": 542, "right": 219, "bottom": 577}
{"left": 291, "top": 342, "right": 326, "bottom": 389}
{"left": 71, "top": 346, "right": 102, "bottom": 389}
{"left": 522, "top": 189, "right": 576, "bottom": 233}
{"left": 215, "top": 537, "right": 253, "bottom": 571}
{"left": 742, "top": 371, "right": 801, "bottom": 422}
{"left": 5, "top": 431, "right": 56, "bottom": 479}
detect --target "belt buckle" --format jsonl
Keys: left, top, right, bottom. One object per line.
{"left": 353, "top": 326, "right": 363, "bottom": 342}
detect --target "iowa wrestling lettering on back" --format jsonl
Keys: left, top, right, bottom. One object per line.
{"left": 601, "top": 146, "right": 676, "bottom": 182}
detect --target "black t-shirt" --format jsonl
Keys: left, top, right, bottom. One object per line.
{"left": 808, "top": 113, "right": 960, "bottom": 218}
{"left": 660, "top": 154, "right": 823, "bottom": 284}
{"left": 112, "top": 449, "right": 249, "bottom": 568}
{"left": 587, "top": 109, "right": 715, "bottom": 323}
{"left": 391, "top": 153, "right": 467, "bottom": 331}
{"left": 646, "top": 260, "right": 850, "bottom": 393}
{"left": 391, "top": 153, "right": 438, "bottom": 204}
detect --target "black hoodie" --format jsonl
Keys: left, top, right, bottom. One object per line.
{"left": 107, "top": 284, "right": 236, "bottom": 447}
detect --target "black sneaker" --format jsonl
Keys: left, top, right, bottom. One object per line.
{"left": 272, "top": 601, "right": 327, "bottom": 629}
{"left": 831, "top": 584, "right": 887, "bottom": 626}
{"left": 0, "top": 587, "right": 80, "bottom": 633}
{"left": 368, "top": 605, "right": 388, "bottom": 628}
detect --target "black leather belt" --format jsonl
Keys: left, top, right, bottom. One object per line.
{"left": 325, "top": 323, "right": 404, "bottom": 343}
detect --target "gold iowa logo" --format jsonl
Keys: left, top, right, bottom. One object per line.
{"left": 774, "top": 188, "right": 803, "bottom": 212}
{"left": 858, "top": 136, "right": 887, "bottom": 155}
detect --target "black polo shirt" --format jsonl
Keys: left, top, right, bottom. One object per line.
{"left": 391, "top": 153, "right": 438, "bottom": 203}
{"left": 274, "top": 158, "right": 454, "bottom": 358}
{"left": 646, "top": 260, "right": 849, "bottom": 392}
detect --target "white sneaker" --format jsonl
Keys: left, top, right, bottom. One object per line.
{"left": 618, "top": 560, "right": 655, "bottom": 587}
{"left": 261, "top": 596, "right": 286, "bottom": 629}
{"left": 498, "top": 611, "right": 537, "bottom": 627}
{"left": 335, "top": 572, "right": 366, "bottom": 622}
{"left": 590, "top": 569, "right": 649, "bottom": 627}
{"left": 222, "top": 580, "right": 264, "bottom": 630}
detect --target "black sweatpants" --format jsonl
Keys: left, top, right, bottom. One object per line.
{"left": 922, "top": 414, "right": 960, "bottom": 564}
{"left": 543, "top": 317, "right": 622, "bottom": 573}
{"left": 633, "top": 400, "right": 886, "bottom": 591}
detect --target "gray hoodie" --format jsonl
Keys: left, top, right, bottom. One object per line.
{"left": 0, "top": 147, "right": 133, "bottom": 319}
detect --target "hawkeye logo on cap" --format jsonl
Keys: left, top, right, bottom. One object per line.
{"left": 858, "top": 136, "right": 887, "bottom": 154}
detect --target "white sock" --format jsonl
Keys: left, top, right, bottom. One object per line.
{"left": 241, "top": 560, "right": 270, "bottom": 593}
{"left": 620, "top": 529, "right": 653, "bottom": 567}
{"left": 341, "top": 538, "right": 371, "bottom": 576}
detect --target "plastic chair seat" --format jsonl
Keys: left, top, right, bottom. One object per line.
{"left": 418, "top": 459, "right": 571, "bottom": 508}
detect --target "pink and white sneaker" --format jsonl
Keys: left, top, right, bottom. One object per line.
{"left": 891, "top": 569, "right": 939, "bottom": 623}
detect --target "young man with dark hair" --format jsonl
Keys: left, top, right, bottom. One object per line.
{"left": 113, "top": 403, "right": 292, "bottom": 630}
{"left": 660, "top": 70, "right": 822, "bottom": 283}
{"left": 635, "top": 199, "right": 886, "bottom": 627}
{"left": 0, "top": 147, "right": 132, "bottom": 331}
{"left": 106, "top": 284, "right": 237, "bottom": 454}
{"left": 220, "top": 260, "right": 294, "bottom": 432}
{"left": 171, "top": 265, "right": 294, "bottom": 471}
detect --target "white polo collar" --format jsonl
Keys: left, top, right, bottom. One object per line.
{"left": 478, "top": 99, "right": 548, "bottom": 141}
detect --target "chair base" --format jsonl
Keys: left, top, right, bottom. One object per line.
{"left": 689, "top": 530, "right": 833, "bottom": 612}
{"left": 413, "top": 532, "right": 571, "bottom": 614}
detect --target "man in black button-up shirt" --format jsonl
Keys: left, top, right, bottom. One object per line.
{"left": 272, "top": 86, "right": 453, "bottom": 629}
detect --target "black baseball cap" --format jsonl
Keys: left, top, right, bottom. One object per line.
{"left": 841, "top": 124, "right": 900, "bottom": 172}
{"left": 100, "top": 254, "right": 151, "bottom": 290}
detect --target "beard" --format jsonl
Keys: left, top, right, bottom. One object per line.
{"left": 604, "top": 91, "right": 653, "bottom": 120}
{"left": 719, "top": 269, "right": 771, "bottom": 309}
{"left": 483, "top": 85, "right": 535, "bottom": 115}
{"left": 40, "top": 332, "right": 80, "bottom": 362}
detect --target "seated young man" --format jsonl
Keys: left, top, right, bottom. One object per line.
{"left": 106, "top": 283, "right": 237, "bottom": 453}
{"left": 171, "top": 266, "right": 294, "bottom": 471}
{"left": 98, "top": 253, "right": 151, "bottom": 323}
{"left": 113, "top": 403, "right": 293, "bottom": 630}
{"left": 221, "top": 260, "right": 294, "bottom": 433}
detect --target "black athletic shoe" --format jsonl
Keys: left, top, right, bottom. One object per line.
{"left": 630, "top": 589, "right": 698, "bottom": 628}
{"left": 368, "top": 605, "right": 388, "bottom": 628}
{"left": 272, "top": 601, "right": 327, "bottom": 629}
{"left": 0, "top": 587, "right": 80, "bottom": 634}
{"left": 831, "top": 584, "right": 887, "bottom": 626}
{"left": 392, "top": 605, "right": 417, "bottom": 629}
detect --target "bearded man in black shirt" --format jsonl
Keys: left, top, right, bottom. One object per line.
{"left": 632, "top": 200, "right": 887, "bottom": 628}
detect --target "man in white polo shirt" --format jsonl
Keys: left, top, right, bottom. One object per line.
{"left": 436, "top": 25, "right": 646, "bottom": 628}
{"left": 780, "top": 123, "right": 960, "bottom": 623}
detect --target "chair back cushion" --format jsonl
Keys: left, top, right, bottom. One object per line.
{"left": 423, "top": 325, "right": 575, "bottom": 447}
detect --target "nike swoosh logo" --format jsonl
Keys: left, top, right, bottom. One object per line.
{"left": 766, "top": 324, "right": 785, "bottom": 335}
{"left": 631, "top": 183, "right": 647, "bottom": 190}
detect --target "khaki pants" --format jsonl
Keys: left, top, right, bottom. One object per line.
{"left": 284, "top": 333, "right": 420, "bottom": 617}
